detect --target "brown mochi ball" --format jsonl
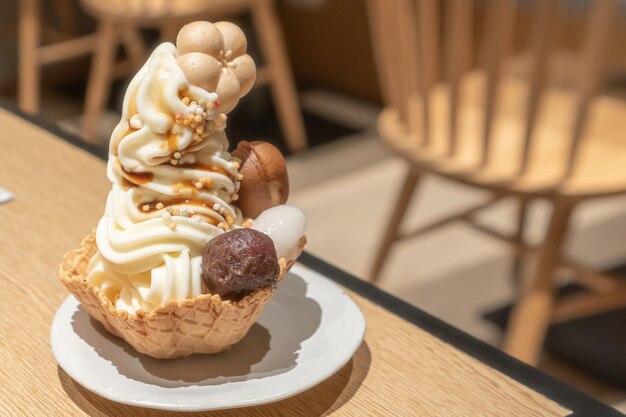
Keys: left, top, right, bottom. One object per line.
{"left": 232, "top": 141, "right": 289, "bottom": 219}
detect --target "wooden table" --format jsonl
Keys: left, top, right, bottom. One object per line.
{"left": 0, "top": 101, "right": 621, "bottom": 417}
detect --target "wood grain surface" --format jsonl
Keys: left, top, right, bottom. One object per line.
{"left": 0, "top": 109, "right": 570, "bottom": 416}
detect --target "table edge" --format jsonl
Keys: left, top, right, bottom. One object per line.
{"left": 2, "top": 98, "right": 621, "bottom": 417}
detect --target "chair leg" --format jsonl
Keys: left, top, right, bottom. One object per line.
{"left": 252, "top": 0, "right": 308, "bottom": 153}
{"left": 83, "top": 20, "right": 117, "bottom": 144}
{"left": 503, "top": 202, "right": 574, "bottom": 365}
{"left": 18, "top": 0, "right": 40, "bottom": 114}
{"left": 119, "top": 26, "right": 147, "bottom": 71}
{"left": 54, "top": 0, "right": 79, "bottom": 35}
{"left": 368, "top": 167, "right": 421, "bottom": 283}
{"left": 511, "top": 198, "right": 529, "bottom": 290}
{"left": 159, "top": 20, "right": 180, "bottom": 44}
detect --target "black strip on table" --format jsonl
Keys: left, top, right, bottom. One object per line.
{"left": 0, "top": 97, "right": 108, "bottom": 160}
{"left": 1, "top": 99, "right": 621, "bottom": 417}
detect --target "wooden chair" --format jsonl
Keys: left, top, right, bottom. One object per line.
{"left": 18, "top": 0, "right": 152, "bottom": 118}
{"left": 18, "top": 0, "right": 97, "bottom": 114}
{"left": 78, "top": 0, "right": 308, "bottom": 153}
{"left": 366, "top": 0, "right": 626, "bottom": 365}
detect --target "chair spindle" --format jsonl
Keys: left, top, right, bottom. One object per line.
{"left": 445, "top": 0, "right": 472, "bottom": 156}
{"left": 481, "top": 0, "right": 515, "bottom": 167}
{"left": 563, "top": 0, "right": 616, "bottom": 180}
{"left": 416, "top": 0, "right": 439, "bottom": 146}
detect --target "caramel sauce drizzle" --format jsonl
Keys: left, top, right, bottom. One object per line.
{"left": 139, "top": 198, "right": 209, "bottom": 212}
{"left": 172, "top": 181, "right": 199, "bottom": 195}
{"left": 167, "top": 134, "right": 178, "bottom": 152}
{"left": 138, "top": 198, "right": 220, "bottom": 226}
{"left": 121, "top": 178, "right": 137, "bottom": 188}
{"left": 178, "top": 162, "right": 232, "bottom": 179}
{"left": 122, "top": 168, "right": 154, "bottom": 185}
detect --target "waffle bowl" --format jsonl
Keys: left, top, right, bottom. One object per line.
{"left": 59, "top": 232, "right": 305, "bottom": 359}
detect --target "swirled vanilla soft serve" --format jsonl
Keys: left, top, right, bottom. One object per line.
{"left": 86, "top": 22, "right": 305, "bottom": 314}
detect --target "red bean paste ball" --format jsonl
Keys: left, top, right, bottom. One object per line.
{"left": 201, "top": 228, "right": 279, "bottom": 300}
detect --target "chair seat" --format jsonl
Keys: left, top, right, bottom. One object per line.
{"left": 380, "top": 72, "right": 626, "bottom": 199}
{"left": 80, "top": 0, "right": 254, "bottom": 24}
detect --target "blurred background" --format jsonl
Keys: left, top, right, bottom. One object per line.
{"left": 1, "top": 0, "right": 626, "bottom": 411}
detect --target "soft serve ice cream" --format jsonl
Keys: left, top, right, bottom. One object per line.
{"left": 81, "top": 21, "right": 305, "bottom": 315}
{"left": 86, "top": 41, "right": 242, "bottom": 313}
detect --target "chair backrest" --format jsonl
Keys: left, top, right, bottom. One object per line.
{"left": 81, "top": 0, "right": 171, "bottom": 18}
{"left": 367, "top": 0, "right": 617, "bottom": 180}
{"left": 80, "top": 0, "right": 216, "bottom": 21}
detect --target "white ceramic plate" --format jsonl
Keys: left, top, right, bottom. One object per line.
{"left": 51, "top": 265, "right": 366, "bottom": 412}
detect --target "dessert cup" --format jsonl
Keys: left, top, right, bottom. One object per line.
{"left": 60, "top": 232, "right": 305, "bottom": 359}
{"left": 57, "top": 20, "right": 307, "bottom": 360}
